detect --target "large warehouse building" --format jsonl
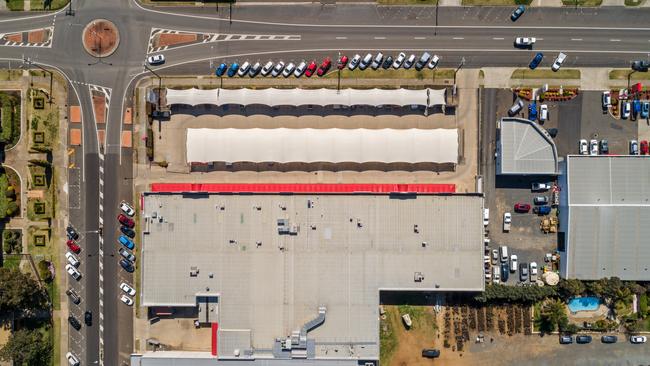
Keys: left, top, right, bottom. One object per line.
{"left": 559, "top": 155, "right": 650, "bottom": 281}
{"left": 496, "top": 117, "right": 558, "bottom": 176}
{"left": 133, "top": 184, "right": 484, "bottom": 365}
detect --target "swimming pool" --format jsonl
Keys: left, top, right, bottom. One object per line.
{"left": 568, "top": 297, "right": 601, "bottom": 312}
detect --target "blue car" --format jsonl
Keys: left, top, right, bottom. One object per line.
{"left": 215, "top": 63, "right": 227, "bottom": 77}
{"left": 501, "top": 262, "right": 509, "bottom": 282}
{"left": 119, "top": 235, "right": 134, "bottom": 250}
{"left": 633, "top": 100, "right": 641, "bottom": 117}
{"left": 227, "top": 63, "right": 239, "bottom": 77}
{"left": 528, "top": 102, "right": 537, "bottom": 121}
{"left": 529, "top": 52, "right": 543, "bottom": 70}
{"left": 510, "top": 5, "right": 525, "bottom": 21}
{"left": 642, "top": 102, "right": 650, "bottom": 119}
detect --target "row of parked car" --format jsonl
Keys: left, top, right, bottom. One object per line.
{"left": 508, "top": 99, "right": 549, "bottom": 122}
{"left": 602, "top": 91, "right": 650, "bottom": 120}
{"left": 118, "top": 201, "right": 137, "bottom": 306}
{"left": 578, "top": 138, "right": 650, "bottom": 156}
{"left": 215, "top": 51, "right": 441, "bottom": 78}
{"left": 485, "top": 245, "right": 538, "bottom": 284}
{"left": 560, "top": 334, "right": 646, "bottom": 345}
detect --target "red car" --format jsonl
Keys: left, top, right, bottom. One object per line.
{"left": 337, "top": 55, "right": 348, "bottom": 70}
{"left": 642, "top": 140, "right": 649, "bottom": 155}
{"left": 304, "top": 61, "right": 317, "bottom": 77}
{"left": 316, "top": 58, "right": 332, "bottom": 77}
{"left": 67, "top": 240, "right": 81, "bottom": 254}
{"left": 514, "top": 203, "right": 531, "bottom": 213}
{"left": 118, "top": 213, "right": 135, "bottom": 228}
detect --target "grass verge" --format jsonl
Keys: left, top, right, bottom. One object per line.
{"left": 51, "top": 317, "right": 60, "bottom": 366}
{"left": 1, "top": 255, "right": 21, "bottom": 269}
{"left": 0, "top": 90, "right": 22, "bottom": 149}
{"left": 462, "top": 0, "right": 531, "bottom": 4}
{"left": 562, "top": 0, "right": 602, "bottom": 5}
{"left": 30, "top": 0, "right": 70, "bottom": 10}
{"left": 624, "top": 0, "right": 645, "bottom": 4}
{"left": 377, "top": 0, "right": 437, "bottom": 4}
{"left": 324, "top": 67, "right": 454, "bottom": 80}
{"left": 511, "top": 68, "right": 580, "bottom": 79}
{"left": 609, "top": 69, "right": 650, "bottom": 80}
{"left": 6, "top": 0, "right": 23, "bottom": 10}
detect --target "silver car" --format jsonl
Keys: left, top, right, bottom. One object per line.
{"left": 282, "top": 62, "right": 296, "bottom": 78}
{"left": 403, "top": 54, "right": 416, "bottom": 69}
{"left": 393, "top": 52, "right": 406, "bottom": 69}
{"left": 348, "top": 54, "right": 361, "bottom": 70}
{"left": 271, "top": 61, "right": 285, "bottom": 77}
{"left": 260, "top": 61, "right": 274, "bottom": 76}
{"left": 294, "top": 61, "right": 307, "bottom": 77}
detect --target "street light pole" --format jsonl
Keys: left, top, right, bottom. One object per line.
{"left": 143, "top": 63, "right": 164, "bottom": 138}
{"left": 337, "top": 51, "right": 341, "bottom": 93}
{"left": 434, "top": 1, "right": 439, "bottom": 36}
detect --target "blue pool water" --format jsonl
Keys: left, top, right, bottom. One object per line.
{"left": 567, "top": 297, "right": 601, "bottom": 312}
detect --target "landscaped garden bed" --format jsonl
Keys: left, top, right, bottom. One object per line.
{"left": 0, "top": 90, "right": 22, "bottom": 149}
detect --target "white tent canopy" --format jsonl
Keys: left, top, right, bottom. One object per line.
{"left": 166, "top": 88, "right": 446, "bottom": 108}
{"left": 186, "top": 128, "right": 458, "bottom": 164}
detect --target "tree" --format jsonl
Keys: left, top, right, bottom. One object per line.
{"left": 537, "top": 299, "right": 568, "bottom": 334}
{"left": 0, "top": 268, "right": 48, "bottom": 315}
{"left": 36, "top": 260, "right": 52, "bottom": 283}
{"left": 6, "top": 201, "right": 19, "bottom": 216}
{"left": 0, "top": 328, "right": 51, "bottom": 366}
{"left": 557, "top": 279, "right": 585, "bottom": 300}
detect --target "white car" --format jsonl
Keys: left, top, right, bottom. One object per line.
{"left": 551, "top": 52, "right": 567, "bottom": 71}
{"left": 147, "top": 54, "right": 165, "bottom": 65}
{"left": 529, "top": 262, "right": 538, "bottom": 282}
{"left": 271, "top": 61, "right": 285, "bottom": 77}
{"left": 120, "top": 282, "right": 136, "bottom": 296}
{"left": 602, "top": 91, "right": 611, "bottom": 108}
{"left": 622, "top": 101, "right": 631, "bottom": 119}
{"left": 579, "top": 139, "right": 588, "bottom": 155}
{"left": 236, "top": 61, "right": 250, "bottom": 77}
{"left": 392, "top": 52, "right": 406, "bottom": 69}
{"left": 65, "top": 252, "right": 80, "bottom": 267}
{"left": 630, "top": 335, "right": 647, "bottom": 344}
{"left": 120, "top": 294, "right": 134, "bottom": 306}
{"left": 260, "top": 61, "right": 274, "bottom": 76}
{"left": 120, "top": 201, "right": 135, "bottom": 217}
{"left": 359, "top": 53, "right": 373, "bottom": 70}
{"left": 403, "top": 54, "right": 416, "bottom": 69}
{"left": 510, "top": 255, "right": 518, "bottom": 273}
{"left": 294, "top": 61, "right": 307, "bottom": 77}
{"left": 66, "top": 352, "right": 80, "bottom": 366}
{"left": 539, "top": 104, "right": 548, "bottom": 122}
{"left": 532, "top": 182, "right": 551, "bottom": 191}
{"left": 348, "top": 54, "right": 361, "bottom": 70}
{"left": 630, "top": 139, "right": 639, "bottom": 155}
{"left": 282, "top": 62, "right": 295, "bottom": 77}
{"left": 589, "top": 139, "right": 598, "bottom": 155}
{"left": 492, "top": 267, "right": 500, "bottom": 284}
{"left": 427, "top": 55, "right": 440, "bottom": 69}
{"left": 66, "top": 264, "right": 81, "bottom": 280}
{"left": 514, "top": 37, "right": 536, "bottom": 47}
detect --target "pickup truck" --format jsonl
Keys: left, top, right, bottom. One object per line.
{"left": 503, "top": 212, "right": 512, "bottom": 232}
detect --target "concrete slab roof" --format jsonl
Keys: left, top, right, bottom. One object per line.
{"left": 497, "top": 117, "right": 558, "bottom": 175}
{"left": 141, "top": 193, "right": 484, "bottom": 360}
{"left": 564, "top": 155, "right": 650, "bottom": 280}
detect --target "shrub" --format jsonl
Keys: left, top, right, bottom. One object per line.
{"left": 36, "top": 260, "right": 52, "bottom": 282}
{"left": 6, "top": 201, "right": 18, "bottom": 216}
{"left": 3, "top": 240, "right": 13, "bottom": 254}
{"left": 640, "top": 293, "right": 648, "bottom": 317}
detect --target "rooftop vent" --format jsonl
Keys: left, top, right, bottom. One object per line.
{"left": 190, "top": 267, "right": 199, "bottom": 277}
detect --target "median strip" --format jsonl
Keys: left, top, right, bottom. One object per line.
{"left": 511, "top": 69, "right": 581, "bottom": 80}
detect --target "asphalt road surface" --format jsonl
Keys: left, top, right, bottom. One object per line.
{"left": 2, "top": 2, "right": 650, "bottom": 365}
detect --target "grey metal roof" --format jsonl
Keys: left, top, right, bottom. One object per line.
{"left": 131, "top": 353, "right": 366, "bottom": 366}
{"left": 141, "top": 193, "right": 484, "bottom": 360}
{"left": 497, "top": 117, "right": 558, "bottom": 175}
{"left": 565, "top": 156, "right": 650, "bottom": 280}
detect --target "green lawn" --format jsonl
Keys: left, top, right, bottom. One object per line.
{"left": 562, "top": 0, "right": 603, "bottom": 5}
{"left": 0, "top": 90, "right": 22, "bottom": 149}
{"left": 1, "top": 255, "right": 21, "bottom": 270}
{"left": 5, "top": 0, "right": 24, "bottom": 10}
{"left": 624, "top": 0, "right": 645, "bottom": 5}
{"left": 324, "top": 67, "right": 454, "bottom": 80}
{"left": 609, "top": 69, "right": 650, "bottom": 80}
{"left": 511, "top": 68, "right": 581, "bottom": 79}
{"left": 462, "top": 0, "right": 531, "bottom": 4}
{"left": 377, "top": 0, "right": 437, "bottom": 4}
{"left": 380, "top": 308, "right": 399, "bottom": 366}
{"left": 0, "top": 172, "right": 9, "bottom": 220}
{"left": 30, "top": 0, "right": 69, "bottom": 10}
{"left": 51, "top": 317, "right": 60, "bottom": 366}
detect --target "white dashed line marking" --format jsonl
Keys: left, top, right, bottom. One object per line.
{"left": 453, "top": 37, "right": 464, "bottom": 40}
{"left": 374, "top": 36, "right": 386, "bottom": 40}
{"left": 414, "top": 37, "right": 426, "bottom": 40}
{"left": 610, "top": 39, "right": 621, "bottom": 42}
{"left": 493, "top": 37, "right": 504, "bottom": 40}
{"left": 335, "top": 36, "right": 347, "bottom": 40}
{"left": 571, "top": 38, "right": 583, "bottom": 41}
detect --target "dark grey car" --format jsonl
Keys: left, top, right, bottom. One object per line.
{"left": 576, "top": 335, "right": 592, "bottom": 344}
{"left": 519, "top": 263, "right": 529, "bottom": 282}
{"left": 601, "top": 335, "right": 618, "bottom": 344}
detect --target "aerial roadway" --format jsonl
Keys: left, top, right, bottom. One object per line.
{"left": 0, "top": 1, "right": 649, "bottom": 365}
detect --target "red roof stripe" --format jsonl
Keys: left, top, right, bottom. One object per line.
{"left": 150, "top": 183, "right": 455, "bottom": 194}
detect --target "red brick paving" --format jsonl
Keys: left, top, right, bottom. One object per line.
{"left": 92, "top": 95, "right": 105, "bottom": 124}
{"left": 69, "top": 129, "right": 82, "bottom": 146}
{"left": 5, "top": 33, "right": 23, "bottom": 43}
{"left": 83, "top": 20, "right": 118, "bottom": 57}
{"left": 121, "top": 131, "right": 132, "bottom": 148}
{"left": 157, "top": 33, "right": 197, "bottom": 47}
{"left": 28, "top": 30, "right": 46, "bottom": 43}
{"left": 123, "top": 107, "right": 132, "bottom": 124}
{"left": 69, "top": 106, "right": 81, "bottom": 123}
{"left": 97, "top": 130, "right": 105, "bottom": 146}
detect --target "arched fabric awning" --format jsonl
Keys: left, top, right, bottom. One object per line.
{"left": 166, "top": 87, "right": 446, "bottom": 107}
{"left": 186, "top": 128, "right": 458, "bottom": 164}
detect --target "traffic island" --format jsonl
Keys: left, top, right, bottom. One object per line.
{"left": 82, "top": 19, "right": 120, "bottom": 58}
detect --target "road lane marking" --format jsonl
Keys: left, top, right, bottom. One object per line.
{"left": 374, "top": 36, "right": 386, "bottom": 40}
{"left": 453, "top": 37, "right": 464, "bottom": 40}
{"left": 610, "top": 39, "right": 621, "bottom": 42}
{"left": 335, "top": 36, "right": 347, "bottom": 39}
{"left": 414, "top": 37, "right": 426, "bottom": 40}
{"left": 571, "top": 38, "right": 582, "bottom": 41}
{"left": 493, "top": 37, "right": 504, "bottom": 40}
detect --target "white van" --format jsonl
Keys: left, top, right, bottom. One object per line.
{"left": 500, "top": 246, "right": 509, "bottom": 263}
{"left": 483, "top": 208, "right": 489, "bottom": 226}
